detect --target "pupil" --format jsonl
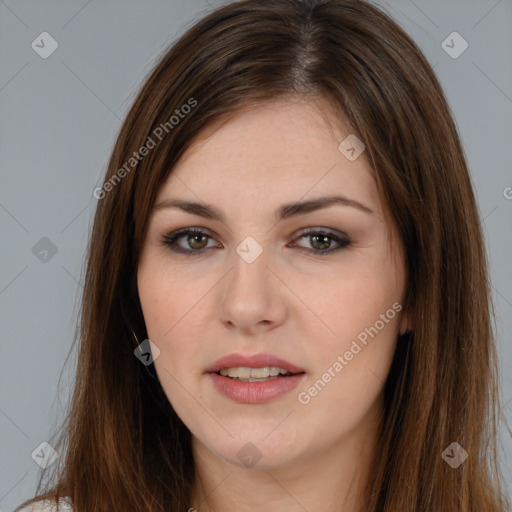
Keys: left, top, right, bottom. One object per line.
{"left": 312, "top": 234, "right": 330, "bottom": 250}
{"left": 189, "top": 234, "right": 206, "bottom": 249}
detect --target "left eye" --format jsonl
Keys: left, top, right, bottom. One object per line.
{"left": 292, "top": 230, "right": 351, "bottom": 254}
{"left": 160, "top": 228, "right": 351, "bottom": 256}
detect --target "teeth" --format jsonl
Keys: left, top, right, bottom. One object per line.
{"left": 238, "top": 367, "right": 251, "bottom": 379}
{"left": 269, "top": 367, "right": 281, "bottom": 377}
{"left": 219, "top": 366, "right": 292, "bottom": 379}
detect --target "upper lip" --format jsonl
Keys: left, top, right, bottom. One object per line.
{"left": 206, "top": 353, "right": 305, "bottom": 374}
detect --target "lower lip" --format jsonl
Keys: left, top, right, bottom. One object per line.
{"left": 209, "top": 372, "right": 305, "bottom": 404}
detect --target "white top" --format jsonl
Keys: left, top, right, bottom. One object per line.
{"left": 15, "top": 498, "right": 73, "bottom": 512}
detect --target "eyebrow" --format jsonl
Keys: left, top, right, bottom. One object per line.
{"left": 152, "top": 195, "right": 373, "bottom": 222}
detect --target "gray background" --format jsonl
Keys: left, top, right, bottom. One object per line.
{"left": 1, "top": 0, "right": 511, "bottom": 510}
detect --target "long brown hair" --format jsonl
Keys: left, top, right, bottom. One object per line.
{"left": 17, "top": 0, "right": 510, "bottom": 510}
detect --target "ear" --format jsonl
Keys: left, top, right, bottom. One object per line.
{"left": 399, "top": 310, "right": 414, "bottom": 335}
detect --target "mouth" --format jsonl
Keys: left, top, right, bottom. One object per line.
{"left": 206, "top": 353, "right": 306, "bottom": 404}
{"left": 215, "top": 365, "right": 302, "bottom": 382}
{"left": 206, "top": 352, "right": 305, "bottom": 377}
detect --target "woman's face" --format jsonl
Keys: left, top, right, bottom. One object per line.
{"left": 137, "top": 96, "right": 408, "bottom": 470}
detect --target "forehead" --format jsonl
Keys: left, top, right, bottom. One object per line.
{"left": 154, "top": 97, "right": 380, "bottom": 217}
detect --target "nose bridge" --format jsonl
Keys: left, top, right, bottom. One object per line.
{"left": 218, "top": 235, "right": 284, "bottom": 329}
{"left": 229, "top": 234, "right": 272, "bottom": 293}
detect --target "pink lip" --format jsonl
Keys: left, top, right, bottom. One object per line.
{"left": 205, "top": 352, "right": 306, "bottom": 404}
{"left": 209, "top": 372, "right": 305, "bottom": 404}
{"left": 205, "top": 352, "right": 305, "bottom": 374}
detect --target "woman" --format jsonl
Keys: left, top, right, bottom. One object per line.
{"left": 15, "top": 0, "right": 510, "bottom": 510}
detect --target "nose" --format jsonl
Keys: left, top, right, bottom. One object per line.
{"left": 218, "top": 242, "right": 287, "bottom": 335}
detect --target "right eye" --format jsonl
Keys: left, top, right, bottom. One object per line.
{"left": 159, "top": 227, "right": 220, "bottom": 256}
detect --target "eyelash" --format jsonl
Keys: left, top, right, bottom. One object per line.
{"left": 158, "top": 227, "right": 351, "bottom": 257}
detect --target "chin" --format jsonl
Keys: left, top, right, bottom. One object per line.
{"left": 200, "top": 431, "right": 306, "bottom": 470}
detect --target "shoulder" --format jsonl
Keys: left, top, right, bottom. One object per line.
{"left": 14, "top": 497, "right": 73, "bottom": 512}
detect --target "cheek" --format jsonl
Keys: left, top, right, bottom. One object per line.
{"left": 138, "top": 269, "right": 204, "bottom": 414}
{"left": 298, "top": 246, "right": 404, "bottom": 387}
{"left": 137, "top": 261, "right": 211, "bottom": 381}
{"left": 300, "top": 258, "right": 402, "bottom": 343}
{"left": 138, "top": 256, "right": 198, "bottom": 339}
{"left": 296, "top": 292, "right": 400, "bottom": 437}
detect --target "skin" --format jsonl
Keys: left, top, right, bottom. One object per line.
{"left": 137, "top": 96, "right": 412, "bottom": 512}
